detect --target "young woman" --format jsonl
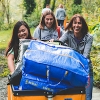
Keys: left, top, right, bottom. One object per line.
{"left": 55, "top": 4, "right": 66, "bottom": 29}
{"left": 5, "top": 21, "right": 32, "bottom": 74}
{"left": 59, "top": 14, "right": 93, "bottom": 100}
{"left": 33, "top": 11, "right": 64, "bottom": 40}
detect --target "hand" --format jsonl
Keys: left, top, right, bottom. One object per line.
{"left": 49, "top": 39, "right": 54, "bottom": 42}
{"left": 10, "top": 71, "right": 14, "bottom": 75}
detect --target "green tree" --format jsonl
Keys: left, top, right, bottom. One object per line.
{"left": 71, "top": 0, "right": 82, "bottom": 15}
{"left": 43, "top": 0, "right": 51, "bottom": 8}
{"left": 23, "top": 0, "right": 36, "bottom": 15}
{"left": 74, "top": 0, "right": 82, "bottom": 5}
{"left": 51, "top": 0, "right": 56, "bottom": 11}
{"left": 0, "top": 0, "right": 10, "bottom": 24}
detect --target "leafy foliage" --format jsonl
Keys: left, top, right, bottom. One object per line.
{"left": 71, "top": 4, "right": 82, "bottom": 15}
{"left": 23, "top": 0, "right": 36, "bottom": 15}
{"left": 69, "top": 0, "right": 82, "bottom": 15}
{"left": 23, "top": 8, "right": 41, "bottom": 28}
{"left": 43, "top": 0, "right": 51, "bottom": 8}
{"left": 0, "top": 56, "right": 9, "bottom": 77}
{"left": 90, "top": 22, "right": 100, "bottom": 88}
{"left": 91, "top": 23, "right": 100, "bottom": 49}
{"left": 74, "top": 0, "right": 82, "bottom": 5}
{"left": 51, "top": 0, "right": 56, "bottom": 11}
{"left": 91, "top": 50, "right": 100, "bottom": 88}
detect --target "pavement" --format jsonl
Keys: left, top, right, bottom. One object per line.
{"left": 0, "top": 77, "right": 100, "bottom": 100}
{"left": 92, "top": 87, "right": 100, "bottom": 100}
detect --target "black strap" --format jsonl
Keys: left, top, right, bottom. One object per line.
{"left": 39, "top": 29, "right": 41, "bottom": 40}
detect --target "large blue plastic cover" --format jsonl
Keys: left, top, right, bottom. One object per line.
{"left": 19, "top": 40, "right": 89, "bottom": 93}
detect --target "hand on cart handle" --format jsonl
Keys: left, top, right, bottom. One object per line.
{"left": 41, "top": 39, "right": 68, "bottom": 46}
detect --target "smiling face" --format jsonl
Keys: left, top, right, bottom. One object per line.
{"left": 18, "top": 25, "right": 29, "bottom": 39}
{"left": 44, "top": 14, "right": 54, "bottom": 29}
{"left": 72, "top": 17, "right": 82, "bottom": 35}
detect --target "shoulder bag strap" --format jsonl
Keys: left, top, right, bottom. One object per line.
{"left": 39, "top": 28, "right": 41, "bottom": 40}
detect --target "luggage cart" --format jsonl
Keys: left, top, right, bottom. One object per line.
{"left": 7, "top": 84, "right": 86, "bottom": 100}
{"left": 7, "top": 40, "right": 87, "bottom": 100}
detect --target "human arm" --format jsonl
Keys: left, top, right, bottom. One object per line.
{"left": 83, "top": 34, "right": 93, "bottom": 58}
{"left": 59, "top": 31, "right": 68, "bottom": 43}
{"left": 7, "top": 54, "right": 15, "bottom": 74}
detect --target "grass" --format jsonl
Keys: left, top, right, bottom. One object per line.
{"left": 0, "top": 29, "right": 12, "bottom": 49}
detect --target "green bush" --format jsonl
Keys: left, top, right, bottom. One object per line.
{"left": 90, "top": 23, "right": 100, "bottom": 88}
{"left": 1, "top": 24, "right": 10, "bottom": 30}
{"left": 23, "top": 9, "right": 41, "bottom": 28}
{"left": 91, "top": 50, "right": 100, "bottom": 88}
{"left": 0, "top": 22, "right": 16, "bottom": 31}
{"left": 0, "top": 56, "right": 9, "bottom": 77}
{"left": 71, "top": 4, "right": 82, "bottom": 15}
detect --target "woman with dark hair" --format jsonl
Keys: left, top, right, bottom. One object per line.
{"left": 59, "top": 14, "right": 93, "bottom": 100}
{"left": 33, "top": 11, "right": 64, "bottom": 40}
{"left": 5, "top": 21, "right": 32, "bottom": 74}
